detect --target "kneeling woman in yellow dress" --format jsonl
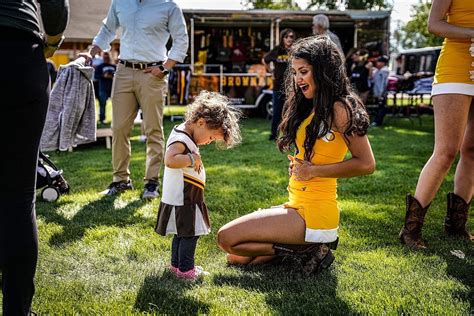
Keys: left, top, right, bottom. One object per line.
{"left": 218, "top": 36, "right": 375, "bottom": 273}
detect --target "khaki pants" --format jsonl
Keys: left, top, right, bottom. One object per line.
{"left": 111, "top": 63, "right": 167, "bottom": 183}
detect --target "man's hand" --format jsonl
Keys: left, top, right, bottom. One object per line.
{"left": 78, "top": 45, "right": 102, "bottom": 65}
{"left": 143, "top": 66, "right": 165, "bottom": 79}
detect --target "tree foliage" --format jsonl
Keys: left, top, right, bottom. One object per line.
{"left": 306, "top": 0, "right": 389, "bottom": 10}
{"left": 400, "top": 0, "right": 443, "bottom": 48}
{"left": 241, "top": 0, "right": 300, "bottom": 10}
{"left": 242, "top": 0, "right": 390, "bottom": 10}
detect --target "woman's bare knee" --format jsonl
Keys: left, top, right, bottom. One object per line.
{"left": 217, "top": 227, "right": 234, "bottom": 253}
{"left": 460, "top": 141, "right": 474, "bottom": 161}
{"left": 433, "top": 148, "right": 459, "bottom": 169}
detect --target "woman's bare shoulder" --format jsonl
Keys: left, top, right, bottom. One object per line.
{"left": 332, "top": 101, "right": 350, "bottom": 133}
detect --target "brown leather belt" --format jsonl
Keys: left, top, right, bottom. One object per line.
{"left": 119, "top": 59, "right": 162, "bottom": 70}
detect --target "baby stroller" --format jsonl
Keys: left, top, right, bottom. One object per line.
{"left": 36, "top": 152, "right": 70, "bottom": 202}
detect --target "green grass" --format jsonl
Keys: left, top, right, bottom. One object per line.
{"left": 2, "top": 116, "right": 472, "bottom": 314}
{"left": 96, "top": 100, "right": 187, "bottom": 125}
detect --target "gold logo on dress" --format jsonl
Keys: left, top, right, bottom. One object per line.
{"left": 322, "top": 131, "right": 335, "bottom": 142}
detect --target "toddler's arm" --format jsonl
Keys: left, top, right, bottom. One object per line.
{"left": 165, "top": 142, "right": 202, "bottom": 172}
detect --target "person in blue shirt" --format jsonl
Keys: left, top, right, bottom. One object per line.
{"left": 371, "top": 55, "right": 390, "bottom": 127}
{"left": 95, "top": 52, "right": 116, "bottom": 124}
{"left": 82, "top": 0, "right": 189, "bottom": 199}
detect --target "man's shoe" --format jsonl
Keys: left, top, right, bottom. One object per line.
{"left": 142, "top": 181, "right": 159, "bottom": 199}
{"left": 102, "top": 180, "right": 133, "bottom": 196}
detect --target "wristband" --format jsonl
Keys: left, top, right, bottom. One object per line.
{"left": 45, "top": 35, "right": 65, "bottom": 50}
{"left": 187, "top": 153, "right": 195, "bottom": 168}
{"left": 158, "top": 65, "right": 170, "bottom": 75}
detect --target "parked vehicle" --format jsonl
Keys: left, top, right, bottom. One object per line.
{"left": 169, "top": 9, "right": 391, "bottom": 117}
{"left": 395, "top": 46, "right": 441, "bottom": 77}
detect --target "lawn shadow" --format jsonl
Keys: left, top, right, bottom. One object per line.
{"left": 437, "top": 239, "right": 474, "bottom": 310}
{"left": 134, "top": 273, "right": 210, "bottom": 315}
{"left": 37, "top": 195, "right": 147, "bottom": 247}
{"left": 213, "top": 261, "right": 353, "bottom": 314}
{"left": 340, "top": 197, "right": 473, "bottom": 310}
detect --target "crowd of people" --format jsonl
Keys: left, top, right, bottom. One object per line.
{"left": 1, "top": 0, "right": 472, "bottom": 314}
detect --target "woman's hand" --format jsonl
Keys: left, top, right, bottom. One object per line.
{"left": 44, "top": 46, "right": 57, "bottom": 58}
{"left": 470, "top": 40, "right": 474, "bottom": 82}
{"left": 290, "top": 156, "right": 316, "bottom": 181}
{"left": 192, "top": 152, "right": 202, "bottom": 174}
{"left": 288, "top": 155, "right": 294, "bottom": 177}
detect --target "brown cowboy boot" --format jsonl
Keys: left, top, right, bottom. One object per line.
{"left": 273, "top": 239, "right": 338, "bottom": 275}
{"left": 445, "top": 192, "right": 473, "bottom": 241}
{"left": 399, "top": 194, "right": 430, "bottom": 249}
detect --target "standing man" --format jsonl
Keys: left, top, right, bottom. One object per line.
{"left": 95, "top": 52, "right": 116, "bottom": 124}
{"left": 84, "top": 0, "right": 189, "bottom": 199}
{"left": 312, "top": 14, "right": 343, "bottom": 53}
{"left": 371, "top": 55, "right": 390, "bottom": 127}
{"left": 0, "top": 1, "right": 69, "bottom": 314}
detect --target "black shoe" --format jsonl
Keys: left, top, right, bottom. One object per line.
{"left": 102, "top": 180, "right": 133, "bottom": 196}
{"left": 268, "top": 135, "right": 277, "bottom": 141}
{"left": 142, "top": 180, "right": 160, "bottom": 199}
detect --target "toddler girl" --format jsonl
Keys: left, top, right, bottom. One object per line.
{"left": 155, "top": 90, "right": 241, "bottom": 280}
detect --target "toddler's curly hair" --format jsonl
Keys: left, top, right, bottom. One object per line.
{"left": 184, "top": 91, "right": 242, "bottom": 149}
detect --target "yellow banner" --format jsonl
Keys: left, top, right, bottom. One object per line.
{"left": 221, "top": 75, "right": 273, "bottom": 87}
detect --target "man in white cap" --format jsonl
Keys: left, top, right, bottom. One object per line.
{"left": 312, "top": 14, "right": 343, "bottom": 53}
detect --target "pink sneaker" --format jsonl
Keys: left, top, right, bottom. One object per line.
{"left": 176, "top": 266, "right": 209, "bottom": 281}
{"left": 168, "top": 265, "right": 179, "bottom": 275}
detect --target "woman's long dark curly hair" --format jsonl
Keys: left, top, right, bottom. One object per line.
{"left": 277, "top": 36, "right": 369, "bottom": 161}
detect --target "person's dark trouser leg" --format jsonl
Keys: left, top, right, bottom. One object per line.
{"left": 270, "top": 92, "right": 284, "bottom": 139}
{"left": 0, "top": 27, "right": 49, "bottom": 315}
{"left": 374, "top": 96, "right": 387, "bottom": 125}
{"left": 171, "top": 235, "right": 180, "bottom": 268}
{"left": 98, "top": 86, "right": 108, "bottom": 122}
{"left": 178, "top": 236, "right": 199, "bottom": 272}
{"left": 93, "top": 80, "right": 100, "bottom": 100}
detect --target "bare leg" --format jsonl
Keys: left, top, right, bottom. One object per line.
{"left": 454, "top": 100, "right": 474, "bottom": 202}
{"left": 217, "top": 207, "right": 305, "bottom": 264}
{"left": 414, "top": 94, "right": 472, "bottom": 207}
{"left": 226, "top": 254, "right": 277, "bottom": 265}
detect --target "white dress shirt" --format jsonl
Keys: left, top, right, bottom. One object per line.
{"left": 93, "top": 0, "right": 188, "bottom": 63}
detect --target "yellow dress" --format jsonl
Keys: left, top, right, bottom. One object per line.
{"left": 284, "top": 112, "right": 348, "bottom": 243}
{"left": 432, "top": 0, "right": 474, "bottom": 95}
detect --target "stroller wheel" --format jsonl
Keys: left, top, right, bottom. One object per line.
{"left": 41, "top": 186, "right": 60, "bottom": 202}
